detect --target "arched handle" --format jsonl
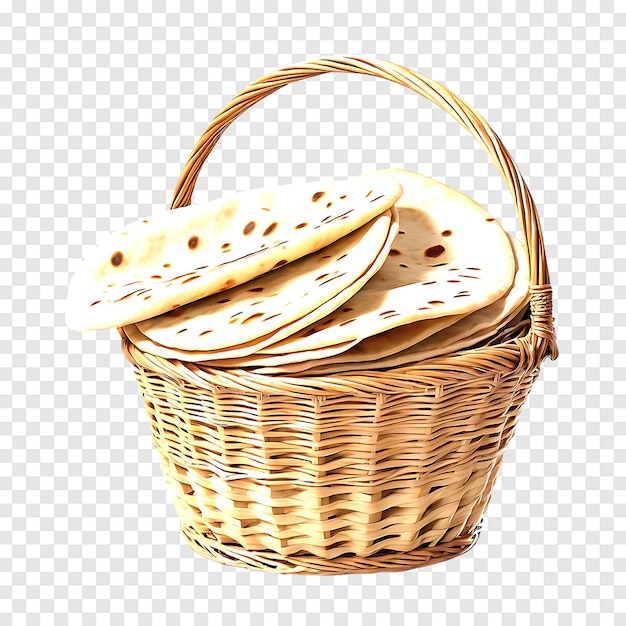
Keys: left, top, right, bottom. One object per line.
{"left": 171, "top": 56, "right": 557, "bottom": 361}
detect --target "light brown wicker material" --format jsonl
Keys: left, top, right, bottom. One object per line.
{"left": 121, "top": 57, "right": 558, "bottom": 575}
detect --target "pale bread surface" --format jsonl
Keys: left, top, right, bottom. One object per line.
{"left": 257, "top": 170, "right": 516, "bottom": 356}
{"left": 123, "top": 208, "right": 400, "bottom": 360}
{"left": 67, "top": 175, "right": 402, "bottom": 331}
{"left": 135, "top": 209, "right": 397, "bottom": 351}
{"left": 258, "top": 235, "right": 530, "bottom": 375}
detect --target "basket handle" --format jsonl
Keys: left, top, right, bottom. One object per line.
{"left": 171, "top": 56, "right": 557, "bottom": 360}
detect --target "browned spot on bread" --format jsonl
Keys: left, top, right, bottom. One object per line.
{"left": 273, "top": 260, "right": 288, "bottom": 269}
{"left": 454, "top": 293, "right": 471, "bottom": 298}
{"left": 171, "top": 303, "right": 181, "bottom": 308}
{"left": 441, "top": 230, "right": 452, "bottom": 236}
{"left": 430, "top": 263, "right": 448, "bottom": 267}
{"left": 217, "top": 298, "right": 231, "bottom": 304}
{"left": 466, "top": 267, "right": 481, "bottom": 271}
{"left": 312, "top": 191, "right": 325, "bottom": 202}
{"left": 339, "top": 319, "right": 356, "bottom": 326}
{"left": 111, "top": 251, "right": 123, "bottom": 266}
{"left": 264, "top": 313, "right": 281, "bottom": 321}
{"left": 243, "top": 221, "right": 255, "bottom": 235}
{"left": 221, "top": 243, "right": 231, "bottom": 249}
{"left": 195, "top": 265, "right": 208, "bottom": 270}
{"left": 326, "top": 202, "right": 333, "bottom": 209}
{"left": 316, "top": 273, "right": 329, "bottom": 281}
{"left": 321, "top": 255, "right": 331, "bottom": 259}
{"left": 365, "top": 190, "right": 373, "bottom": 198}
{"left": 384, "top": 313, "right": 400, "bottom": 319}
{"left": 379, "top": 310, "right": 396, "bottom": 316}
{"left": 341, "top": 307, "right": 353, "bottom": 313}
{"left": 261, "top": 207, "right": 270, "bottom": 212}
{"left": 176, "top": 329, "right": 187, "bottom": 334}
{"left": 295, "top": 222, "right": 308, "bottom": 229}
{"left": 424, "top": 245, "right": 445, "bottom": 258}
{"left": 199, "top": 330, "right": 213, "bottom": 336}
{"left": 163, "top": 263, "right": 170, "bottom": 268}
{"left": 337, "top": 254, "right": 347, "bottom": 261}
{"left": 399, "top": 230, "right": 406, "bottom": 235}
{"left": 448, "top": 279, "right": 461, "bottom": 283}
{"left": 448, "top": 268, "right": 460, "bottom": 271}
{"left": 339, "top": 194, "right": 347, "bottom": 199}
{"left": 423, "top": 281, "right": 437, "bottom": 285}
{"left": 418, "top": 306, "right": 430, "bottom": 310}
{"left": 248, "top": 287, "right": 264, "bottom": 292}
{"left": 182, "top": 276, "right": 200, "bottom": 284}
{"left": 188, "top": 236, "right": 199, "bottom": 249}
{"left": 399, "top": 264, "right": 409, "bottom": 268}
{"left": 242, "top": 312, "right": 264, "bottom": 324}
{"left": 389, "top": 249, "right": 401, "bottom": 256}
{"left": 114, "top": 289, "right": 143, "bottom": 302}
{"left": 263, "top": 222, "right": 278, "bottom": 236}
{"left": 222, "top": 279, "right": 235, "bottom": 289}
{"left": 143, "top": 220, "right": 149, "bottom": 223}
{"left": 90, "top": 301, "right": 100, "bottom": 306}
{"left": 143, "top": 295, "right": 151, "bottom": 300}
{"left": 428, "top": 300, "right": 444, "bottom": 305}
{"left": 151, "top": 275, "right": 162, "bottom": 279}
{"left": 486, "top": 218, "right": 495, "bottom": 222}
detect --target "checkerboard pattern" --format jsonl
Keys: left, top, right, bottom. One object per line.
{"left": 2, "top": 2, "right": 624, "bottom": 623}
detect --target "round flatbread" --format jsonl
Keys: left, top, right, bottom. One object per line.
{"left": 134, "top": 208, "right": 398, "bottom": 353}
{"left": 257, "top": 170, "right": 516, "bottom": 356}
{"left": 67, "top": 174, "right": 402, "bottom": 331}
{"left": 251, "top": 234, "right": 530, "bottom": 374}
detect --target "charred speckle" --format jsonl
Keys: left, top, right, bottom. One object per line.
{"left": 111, "top": 251, "right": 123, "bottom": 266}
{"left": 217, "top": 298, "right": 231, "bottom": 304}
{"left": 326, "top": 202, "right": 333, "bottom": 209}
{"left": 389, "top": 249, "right": 401, "bottom": 256}
{"left": 441, "top": 230, "right": 452, "bottom": 237}
{"left": 188, "top": 236, "right": 199, "bottom": 249}
{"left": 339, "top": 194, "right": 347, "bottom": 199}
{"left": 273, "top": 260, "right": 288, "bottom": 269}
{"left": 221, "top": 243, "right": 231, "bottom": 249}
{"left": 312, "top": 191, "right": 325, "bottom": 202}
{"left": 263, "top": 222, "right": 278, "bottom": 236}
{"left": 151, "top": 275, "right": 162, "bottom": 279}
{"left": 163, "top": 263, "right": 170, "bottom": 268}
{"left": 90, "top": 301, "right": 100, "bottom": 306}
{"left": 243, "top": 222, "right": 255, "bottom": 235}
{"left": 424, "top": 245, "right": 445, "bottom": 258}
{"left": 296, "top": 222, "right": 308, "bottom": 229}
{"left": 242, "top": 312, "right": 264, "bottom": 324}
{"left": 199, "top": 330, "right": 213, "bottom": 336}
{"left": 428, "top": 300, "right": 444, "bottom": 305}
{"left": 248, "top": 287, "right": 264, "bottom": 292}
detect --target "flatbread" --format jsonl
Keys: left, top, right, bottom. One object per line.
{"left": 123, "top": 208, "right": 401, "bottom": 360}
{"left": 257, "top": 170, "right": 516, "bottom": 356}
{"left": 134, "top": 208, "right": 398, "bottom": 352}
{"left": 257, "top": 236, "right": 530, "bottom": 375}
{"left": 67, "top": 174, "right": 402, "bottom": 331}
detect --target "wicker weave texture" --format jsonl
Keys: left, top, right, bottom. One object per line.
{"left": 121, "top": 57, "right": 558, "bottom": 574}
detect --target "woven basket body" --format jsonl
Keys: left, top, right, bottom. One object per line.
{"left": 121, "top": 57, "right": 558, "bottom": 575}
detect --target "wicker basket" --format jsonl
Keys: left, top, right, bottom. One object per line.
{"left": 121, "top": 57, "right": 558, "bottom": 575}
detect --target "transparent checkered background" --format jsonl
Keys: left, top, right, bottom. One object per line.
{"left": 2, "top": 2, "right": 624, "bottom": 624}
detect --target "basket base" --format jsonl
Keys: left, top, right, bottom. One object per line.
{"left": 181, "top": 523, "right": 482, "bottom": 575}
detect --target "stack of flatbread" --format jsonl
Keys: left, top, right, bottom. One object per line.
{"left": 67, "top": 170, "right": 531, "bottom": 374}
